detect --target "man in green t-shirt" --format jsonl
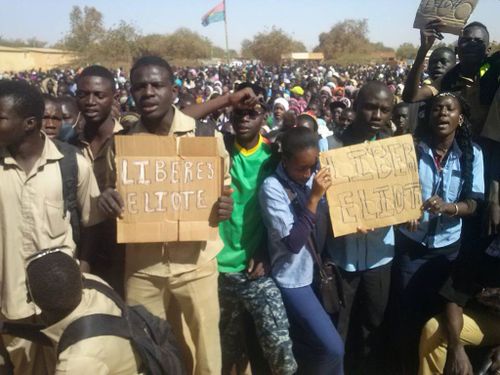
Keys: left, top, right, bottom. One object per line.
{"left": 217, "top": 84, "right": 296, "bottom": 375}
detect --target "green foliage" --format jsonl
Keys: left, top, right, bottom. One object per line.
{"left": 89, "top": 21, "right": 141, "bottom": 66}
{"left": 314, "top": 19, "right": 393, "bottom": 64}
{"left": 63, "top": 6, "right": 105, "bottom": 52}
{"left": 136, "top": 28, "right": 233, "bottom": 63}
{"left": 0, "top": 36, "right": 47, "bottom": 48}
{"left": 396, "top": 42, "right": 418, "bottom": 59}
{"left": 240, "top": 27, "right": 306, "bottom": 64}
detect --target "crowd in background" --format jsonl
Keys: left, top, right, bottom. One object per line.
{"left": 0, "top": 19, "right": 499, "bottom": 375}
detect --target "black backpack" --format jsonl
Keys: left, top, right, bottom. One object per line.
{"left": 57, "top": 278, "right": 185, "bottom": 375}
{"left": 52, "top": 139, "right": 81, "bottom": 246}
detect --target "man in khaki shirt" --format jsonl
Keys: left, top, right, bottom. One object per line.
{"left": 73, "top": 65, "right": 126, "bottom": 295}
{"left": 26, "top": 249, "right": 143, "bottom": 375}
{"left": 0, "top": 80, "right": 103, "bottom": 374}
{"left": 99, "top": 56, "right": 235, "bottom": 375}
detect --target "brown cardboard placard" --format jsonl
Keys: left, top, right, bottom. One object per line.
{"left": 319, "top": 135, "right": 422, "bottom": 237}
{"left": 115, "top": 134, "right": 222, "bottom": 243}
{"left": 413, "top": 0, "right": 479, "bottom": 35}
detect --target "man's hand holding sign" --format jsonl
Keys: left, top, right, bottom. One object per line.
{"left": 320, "top": 134, "right": 423, "bottom": 237}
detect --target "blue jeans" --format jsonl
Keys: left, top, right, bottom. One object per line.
{"left": 280, "top": 285, "right": 344, "bottom": 375}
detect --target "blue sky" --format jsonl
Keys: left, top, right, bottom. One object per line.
{"left": 1, "top": 0, "right": 499, "bottom": 51}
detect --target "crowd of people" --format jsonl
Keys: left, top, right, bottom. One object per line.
{"left": 0, "top": 19, "right": 499, "bottom": 375}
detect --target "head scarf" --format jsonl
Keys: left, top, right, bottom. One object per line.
{"left": 274, "top": 97, "right": 289, "bottom": 112}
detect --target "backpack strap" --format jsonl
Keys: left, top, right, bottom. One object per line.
{"left": 0, "top": 321, "right": 52, "bottom": 346}
{"left": 57, "top": 314, "right": 130, "bottom": 357}
{"left": 57, "top": 278, "right": 130, "bottom": 357}
{"left": 53, "top": 140, "right": 81, "bottom": 246}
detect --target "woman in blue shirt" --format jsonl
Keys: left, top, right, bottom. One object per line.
{"left": 259, "top": 127, "right": 344, "bottom": 374}
{"left": 394, "top": 92, "right": 484, "bottom": 372}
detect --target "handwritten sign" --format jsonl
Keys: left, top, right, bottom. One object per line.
{"left": 319, "top": 135, "right": 422, "bottom": 237}
{"left": 115, "top": 134, "right": 222, "bottom": 243}
{"left": 413, "top": 0, "right": 479, "bottom": 35}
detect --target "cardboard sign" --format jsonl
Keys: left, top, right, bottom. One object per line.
{"left": 115, "top": 134, "right": 223, "bottom": 243}
{"left": 319, "top": 135, "right": 422, "bottom": 237}
{"left": 413, "top": 0, "right": 478, "bottom": 35}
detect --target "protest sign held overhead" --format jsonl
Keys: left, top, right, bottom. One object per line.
{"left": 413, "top": 0, "right": 479, "bottom": 35}
{"left": 115, "top": 134, "right": 223, "bottom": 243}
{"left": 320, "top": 135, "right": 422, "bottom": 237}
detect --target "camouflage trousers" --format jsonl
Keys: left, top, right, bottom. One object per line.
{"left": 218, "top": 273, "right": 297, "bottom": 375}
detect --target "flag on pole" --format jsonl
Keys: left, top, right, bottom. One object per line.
{"left": 201, "top": 1, "right": 225, "bottom": 27}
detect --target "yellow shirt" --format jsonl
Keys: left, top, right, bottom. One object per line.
{"left": 42, "top": 274, "right": 143, "bottom": 375}
{"left": 113, "top": 107, "right": 231, "bottom": 277}
{"left": 0, "top": 135, "right": 103, "bottom": 319}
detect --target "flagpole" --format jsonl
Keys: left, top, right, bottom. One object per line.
{"left": 223, "top": 0, "right": 229, "bottom": 64}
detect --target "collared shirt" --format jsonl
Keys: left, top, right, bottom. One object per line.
{"left": 326, "top": 129, "right": 394, "bottom": 272}
{"left": 259, "top": 163, "right": 329, "bottom": 288}
{"left": 0, "top": 135, "right": 103, "bottom": 319}
{"left": 41, "top": 274, "right": 143, "bottom": 375}
{"left": 75, "top": 119, "right": 123, "bottom": 191}
{"left": 327, "top": 227, "right": 394, "bottom": 273}
{"left": 399, "top": 140, "right": 484, "bottom": 248}
{"left": 114, "top": 106, "right": 231, "bottom": 277}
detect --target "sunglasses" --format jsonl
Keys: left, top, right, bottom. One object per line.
{"left": 233, "top": 103, "right": 266, "bottom": 119}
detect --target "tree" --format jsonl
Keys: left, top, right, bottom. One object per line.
{"left": 93, "top": 21, "right": 140, "bottom": 64}
{"left": 137, "top": 28, "right": 229, "bottom": 62}
{"left": 163, "top": 28, "right": 212, "bottom": 60}
{"left": 63, "top": 6, "right": 105, "bottom": 51}
{"left": 314, "top": 19, "right": 371, "bottom": 60}
{"left": 0, "top": 36, "right": 47, "bottom": 48}
{"left": 396, "top": 42, "right": 418, "bottom": 59}
{"left": 240, "top": 27, "right": 306, "bottom": 64}
{"left": 240, "top": 39, "right": 253, "bottom": 59}
{"left": 314, "top": 19, "right": 394, "bottom": 64}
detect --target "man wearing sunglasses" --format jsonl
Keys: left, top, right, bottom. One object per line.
{"left": 217, "top": 83, "right": 297, "bottom": 374}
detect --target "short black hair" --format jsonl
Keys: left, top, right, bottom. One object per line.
{"left": 42, "top": 93, "right": 58, "bottom": 105}
{"left": 77, "top": 65, "right": 116, "bottom": 91}
{"left": 463, "top": 21, "right": 489, "bottom": 41}
{"left": 330, "top": 101, "right": 347, "bottom": 112}
{"left": 26, "top": 251, "right": 82, "bottom": 313}
{"left": 0, "top": 80, "right": 44, "bottom": 122}
{"left": 131, "top": 55, "right": 174, "bottom": 84}
{"left": 58, "top": 95, "right": 79, "bottom": 111}
{"left": 430, "top": 47, "right": 456, "bottom": 60}
{"left": 355, "top": 81, "right": 393, "bottom": 110}
{"left": 296, "top": 113, "right": 318, "bottom": 132}
{"left": 281, "top": 126, "right": 318, "bottom": 160}
{"left": 393, "top": 102, "right": 409, "bottom": 111}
